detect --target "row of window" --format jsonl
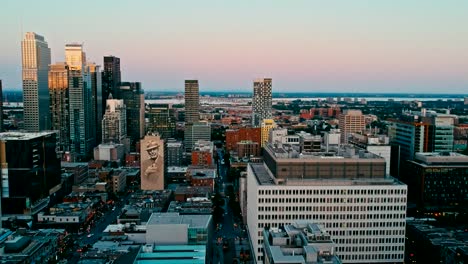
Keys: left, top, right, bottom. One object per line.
{"left": 258, "top": 205, "right": 406, "bottom": 215}
{"left": 258, "top": 188, "right": 406, "bottom": 196}
{"left": 258, "top": 218, "right": 405, "bottom": 230}
{"left": 257, "top": 221, "right": 405, "bottom": 230}
{"left": 258, "top": 249, "right": 404, "bottom": 261}
{"left": 259, "top": 196, "right": 406, "bottom": 204}
{"left": 339, "top": 253, "right": 404, "bottom": 261}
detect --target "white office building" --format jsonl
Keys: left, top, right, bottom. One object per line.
{"left": 245, "top": 143, "right": 407, "bottom": 263}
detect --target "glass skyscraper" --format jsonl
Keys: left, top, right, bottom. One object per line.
{"left": 22, "top": 32, "right": 51, "bottom": 132}
{"left": 49, "top": 62, "right": 70, "bottom": 152}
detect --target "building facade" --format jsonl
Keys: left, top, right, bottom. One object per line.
{"left": 48, "top": 63, "right": 70, "bottom": 152}
{"left": 66, "top": 44, "right": 95, "bottom": 159}
{"left": 252, "top": 78, "right": 272, "bottom": 127}
{"left": 166, "top": 139, "right": 184, "bottom": 167}
{"left": 191, "top": 140, "right": 214, "bottom": 167}
{"left": 118, "top": 82, "right": 144, "bottom": 149}
{"left": 22, "top": 32, "right": 51, "bottom": 132}
{"left": 261, "top": 119, "right": 277, "bottom": 147}
{"left": 388, "top": 119, "right": 429, "bottom": 162}
{"left": 246, "top": 143, "right": 407, "bottom": 263}
{"left": 339, "top": 110, "right": 366, "bottom": 144}
{"left": 102, "top": 56, "right": 121, "bottom": 112}
{"left": 405, "top": 152, "right": 468, "bottom": 209}
{"left": 102, "top": 98, "right": 127, "bottom": 144}
{"left": 237, "top": 140, "right": 261, "bottom": 158}
{"left": 425, "top": 114, "right": 455, "bottom": 153}
{"left": 185, "top": 80, "right": 199, "bottom": 125}
{"left": 185, "top": 122, "right": 211, "bottom": 152}
{"left": 226, "top": 127, "right": 261, "bottom": 151}
{"left": 87, "top": 63, "right": 102, "bottom": 145}
{"left": 348, "top": 133, "right": 392, "bottom": 176}
{"left": 0, "top": 132, "right": 61, "bottom": 217}
{"left": 147, "top": 103, "right": 176, "bottom": 139}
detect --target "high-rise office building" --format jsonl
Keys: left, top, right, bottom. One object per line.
{"left": 147, "top": 103, "right": 176, "bottom": 139}
{"left": 339, "top": 110, "right": 366, "bottom": 143}
{"left": 405, "top": 152, "right": 468, "bottom": 209}
{"left": 49, "top": 63, "right": 70, "bottom": 152}
{"left": 184, "top": 80, "right": 199, "bottom": 125}
{"left": 102, "top": 98, "right": 127, "bottom": 144}
{"left": 22, "top": 32, "right": 51, "bottom": 132}
{"left": 0, "top": 132, "right": 61, "bottom": 218}
{"left": 388, "top": 119, "right": 429, "bottom": 163}
{"left": 424, "top": 114, "right": 455, "bottom": 153}
{"left": 166, "top": 139, "right": 184, "bottom": 167}
{"left": 88, "top": 63, "right": 102, "bottom": 145}
{"left": 66, "top": 44, "right": 95, "bottom": 159}
{"left": 185, "top": 121, "right": 211, "bottom": 152}
{"left": 252, "top": 78, "right": 272, "bottom": 127}
{"left": 244, "top": 143, "right": 407, "bottom": 263}
{"left": 388, "top": 109, "right": 453, "bottom": 177}
{"left": 102, "top": 56, "right": 121, "bottom": 112}
{"left": 118, "top": 82, "right": 144, "bottom": 148}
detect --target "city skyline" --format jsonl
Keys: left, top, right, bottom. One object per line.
{"left": 1, "top": 1, "right": 468, "bottom": 93}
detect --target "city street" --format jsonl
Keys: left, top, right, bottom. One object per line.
{"left": 67, "top": 194, "right": 130, "bottom": 263}
{"left": 212, "top": 148, "right": 246, "bottom": 264}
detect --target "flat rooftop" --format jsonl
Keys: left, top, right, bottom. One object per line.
{"left": 61, "top": 162, "right": 88, "bottom": 168}
{"left": 189, "top": 168, "right": 216, "bottom": 178}
{"left": 0, "top": 131, "right": 56, "bottom": 141}
{"left": 249, "top": 163, "right": 405, "bottom": 187}
{"left": 167, "top": 166, "right": 188, "bottom": 173}
{"left": 266, "top": 143, "right": 383, "bottom": 160}
{"left": 135, "top": 245, "right": 205, "bottom": 264}
{"left": 146, "top": 213, "right": 211, "bottom": 229}
{"left": 413, "top": 152, "right": 468, "bottom": 165}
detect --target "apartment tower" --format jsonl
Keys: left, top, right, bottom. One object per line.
{"left": 339, "top": 110, "right": 366, "bottom": 143}
{"left": 252, "top": 78, "right": 272, "bottom": 127}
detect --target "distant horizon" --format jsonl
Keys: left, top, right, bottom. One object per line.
{"left": 2, "top": 88, "right": 467, "bottom": 97}
{"left": 2, "top": 1, "right": 468, "bottom": 93}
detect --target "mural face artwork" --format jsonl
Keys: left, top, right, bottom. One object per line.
{"left": 140, "top": 135, "right": 164, "bottom": 190}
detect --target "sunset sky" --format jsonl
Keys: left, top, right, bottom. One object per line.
{"left": 1, "top": 0, "right": 468, "bottom": 93}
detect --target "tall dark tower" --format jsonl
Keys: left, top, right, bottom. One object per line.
{"left": 147, "top": 103, "right": 176, "bottom": 139}
{"left": 118, "top": 82, "right": 144, "bottom": 150}
{"left": 48, "top": 63, "right": 70, "bottom": 151}
{"left": 184, "top": 80, "right": 199, "bottom": 125}
{"left": 102, "top": 56, "right": 121, "bottom": 115}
